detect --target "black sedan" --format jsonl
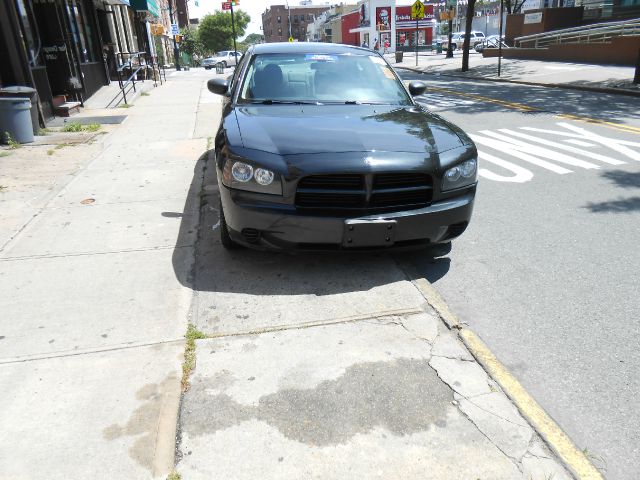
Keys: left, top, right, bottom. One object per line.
{"left": 207, "top": 43, "right": 477, "bottom": 251}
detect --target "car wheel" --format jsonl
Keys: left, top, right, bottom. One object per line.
{"left": 205, "top": 66, "right": 210, "bottom": 70}
{"left": 219, "top": 202, "right": 239, "bottom": 249}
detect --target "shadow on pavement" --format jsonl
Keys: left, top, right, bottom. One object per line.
{"left": 584, "top": 169, "right": 640, "bottom": 213}
{"left": 401, "top": 70, "right": 640, "bottom": 124}
{"left": 171, "top": 150, "right": 451, "bottom": 297}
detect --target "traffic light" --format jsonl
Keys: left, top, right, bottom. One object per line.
{"left": 231, "top": 0, "right": 239, "bottom": 5}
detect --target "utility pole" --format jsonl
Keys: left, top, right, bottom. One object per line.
{"left": 230, "top": 2, "right": 237, "bottom": 53}
{"left": 168, "top": 0, "right": 181, "bottom": 71}
{"left": 497, "top": 0, "right": 504, "bottom": 76}
{"left": 446, "top": 3, "right": 454, "bottom": 58}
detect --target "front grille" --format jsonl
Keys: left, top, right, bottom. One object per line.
{"left": 296, "top": 173, "right": 432, "bottom": 215}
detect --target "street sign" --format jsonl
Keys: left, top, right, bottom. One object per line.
{"left": 222, "top": 2, "right": 231, "bottom": 10}
{"left": 288, "top": 36, "right": 294, "bottom": 42}
{"left": 411, "top": 0, "right": 425, "bottom": 20}
{"left": 170, "top": 23, "right": 179, "bottom": 35}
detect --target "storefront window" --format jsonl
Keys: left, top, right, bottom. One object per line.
{"left": 16, "top": 0, "right": 43, "bottom": 66}
{"left": 66, "top": 0, "right": 97, "bottom": 63}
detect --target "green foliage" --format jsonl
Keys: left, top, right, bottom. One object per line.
{"left": 61, "top": 122, "right": 100, "bottom": 133}
{"left": 3, "top": 132, "right": 21, "bottom": 149}
{"left": 180, "top": 26, "right": 205, "bottom": 58}
{"left": 198, "top": 10, "right": 251, "bottom": 54}
{"left": 61, "top": 122, "right": 83, "bottom": 132}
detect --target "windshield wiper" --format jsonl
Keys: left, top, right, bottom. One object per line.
{"left": 255, "top": 100, "right": 323, "bottom": 105}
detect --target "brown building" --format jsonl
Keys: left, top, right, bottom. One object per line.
{"left": 175, "top": 0, "right": 190, "bottom": 28}
{"left": 262, "top": 4, "right": 331, "bottom": 43}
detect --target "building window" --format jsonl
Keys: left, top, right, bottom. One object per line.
{"left": 278, "top": 27, "right": 282, "bottom": 34}
{"left": 308, "top": 14, "right": 313, "bottom": 21}
{"left": 294, "top": 15, "right": 298, "bottom": 22}
{"left": 277, "top": 15, "right": 281, "bottom": 23}
{"left": 66, "top": 0, "right": 97, "bottom": 63}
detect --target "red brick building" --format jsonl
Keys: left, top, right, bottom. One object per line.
{"left": 262, "top": 4, "right": 331, "bottom": 43}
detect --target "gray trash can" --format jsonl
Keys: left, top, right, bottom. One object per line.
{"left": 0, "top": 97, "right": 34, "bottom": 144}
{"left": 215, "top": 63, "right": 224, "bottom": 74}
{"left": 0, "top": 86, "right": 39, "bottom": 135}
{"left": 395, "top": 51, "right": 404, "bottom": 63}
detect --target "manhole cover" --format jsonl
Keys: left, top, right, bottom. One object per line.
{"left": 80, "top": 198, "right": 95, "bottom": 205}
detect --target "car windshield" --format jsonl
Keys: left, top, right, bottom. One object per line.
{"left": 237, "top": 52, "right": 412, "bottom": 105}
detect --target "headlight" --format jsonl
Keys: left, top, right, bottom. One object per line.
{"left": 443, "top": 159, "right": 477, "bottom": 191}
{"left": 222, "top": 158, "right": 282, "bottom": 195}
{"left": 254, "top": 168, "right": 274, "bottom": 186}
{"left": 231, "top": 162, "right": 253, "bottom": 182}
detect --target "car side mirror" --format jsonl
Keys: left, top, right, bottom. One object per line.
{"left": 208, "top": 78, "right": 230, "bottom": 96}
{"left": 408, "top": 81, "right": 427, "bottom": 96}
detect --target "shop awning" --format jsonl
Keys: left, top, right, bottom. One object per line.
{"left": 130, "top": 0, "right": 160, "bottom": 17}
{"left": 102, "top": 0, "right": 131, "bottom": 5}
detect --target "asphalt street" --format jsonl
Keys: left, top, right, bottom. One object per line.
{"left": 398, "top": 69, "right": 640, "bottom": 480}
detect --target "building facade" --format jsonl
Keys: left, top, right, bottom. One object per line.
{"left": 0, "top": 0, "right": 177, "bottom": 123}
{"left": 262, "top": 4, "right": 331, "bottom": 43}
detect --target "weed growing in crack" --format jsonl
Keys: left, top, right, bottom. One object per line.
{"left": 3, "top": 132, "right": 21, "bottom": 149}
{"left": 182, "top": 324, "right": 207, "bottom": 392}
{"left": 61, "top": 122, "right": 100, "bottom": 133}
{"left": 166, "top": 471, "right": 181, "bottom": 480}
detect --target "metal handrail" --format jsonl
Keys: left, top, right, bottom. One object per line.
{"left": 106, "top": 52, "right": 167, "bottom": 108}
{"left": 515, "top": 18, "right": 640, "bottom": 48}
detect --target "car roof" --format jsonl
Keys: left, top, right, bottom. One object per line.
{"left": 251, "top": 42, "right": 372, "bottom": 55}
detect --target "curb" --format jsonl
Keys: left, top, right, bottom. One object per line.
{"left": 405, "top": 270, "right": 604, "bottom": 480}
{"left": 398, "top": 64, "right": 640, "bottom": 98}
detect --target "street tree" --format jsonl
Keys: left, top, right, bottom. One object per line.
{"left": 180, "top": 26, "right": 205, "bottom": 59}
{"left": 461, "top": 0, "right": 477, "bottom": 72}
{"left": 504, "top": 0, "right": 527, "bottom": 14}
{"left": 198, "top": 10, "right": 251, "bottom": 54}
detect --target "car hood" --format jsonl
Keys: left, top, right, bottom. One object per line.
{"left": 233, "top": 105, "right": 471, "bottom": 156}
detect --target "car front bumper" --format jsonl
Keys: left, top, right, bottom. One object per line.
{"left": 220, "top": 184, "right": 476, "bottom": 252}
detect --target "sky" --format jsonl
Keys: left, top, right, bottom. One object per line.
{"left": 188, "top": 0, "right": 418, "bottom": 38}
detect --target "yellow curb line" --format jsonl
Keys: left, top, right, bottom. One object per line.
{"left": 425, "top": 86, "right": 539, "bottom": 112}
{"left": 425, "top": 86, "right": 640, "bottom": 135}
{"left": 408, "top": 274, "right": 603, "bottom": 479}
{"left": 460, "top": 329, "right": 604, "bottom": 480}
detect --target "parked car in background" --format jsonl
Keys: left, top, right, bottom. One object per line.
{"left": 443, "top": 31, "right": 486, "bottom": 51}
{"left": 206, "top": 43, "right": 478, "bottom": 252}
{"left": 475, "top": 35, "right": 508, "bottom": 53}
{"left": 203, "top": 51, "right": 242, "bottom": 69}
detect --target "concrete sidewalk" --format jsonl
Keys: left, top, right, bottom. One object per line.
{"left": 0, "top": 71, "right": 215, "bottom": 478}
{"left": 387, "top": 51, "right": 640, "bottom": 96}
{"left": 1, "top": 67, "right": 587, "bottom": 480}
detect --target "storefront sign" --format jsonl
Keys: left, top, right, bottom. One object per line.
{"left": 376, "top": 7, "right": 392, "bottom": 31}
{"left": 524, "top": 12, "right": 543, "bottom": 24}
{"left": 42, "top": 44, "right": 67, "bottom": 61}
{"left": 396, "top": 5, "right": 433, "bottom": 28}
{"left": 130, "top": 0, "right": 160, "bottom": 17}
{"left": 521, "top": 0, "right": 542, "bottom": 12}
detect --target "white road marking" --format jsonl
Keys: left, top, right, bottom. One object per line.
{"left": 472, "top": 122, "right": 639, "bottom": 183}
{"left": 479, "top": 130, "right": 600, "bottom": 169}
{"left": 496, "top": 129, "right": 625, "bottom": 166}
{"left": 470, "top": 134, "right": 573, "bottom": 174}
{"left": 523, "top": 123, "right": 640, "bottom": 162}
{"left": 564, "top": 139, "right": 597, "bottom": 148}
{"left": 478, "top": 152, "right": 534, "bottom": 183}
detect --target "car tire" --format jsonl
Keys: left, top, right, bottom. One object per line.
{"left": 219, "top": 202, "right": 240, "bottom": 250}
{"left": 204, "top": 66, "right": 210, "bottom": 70}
